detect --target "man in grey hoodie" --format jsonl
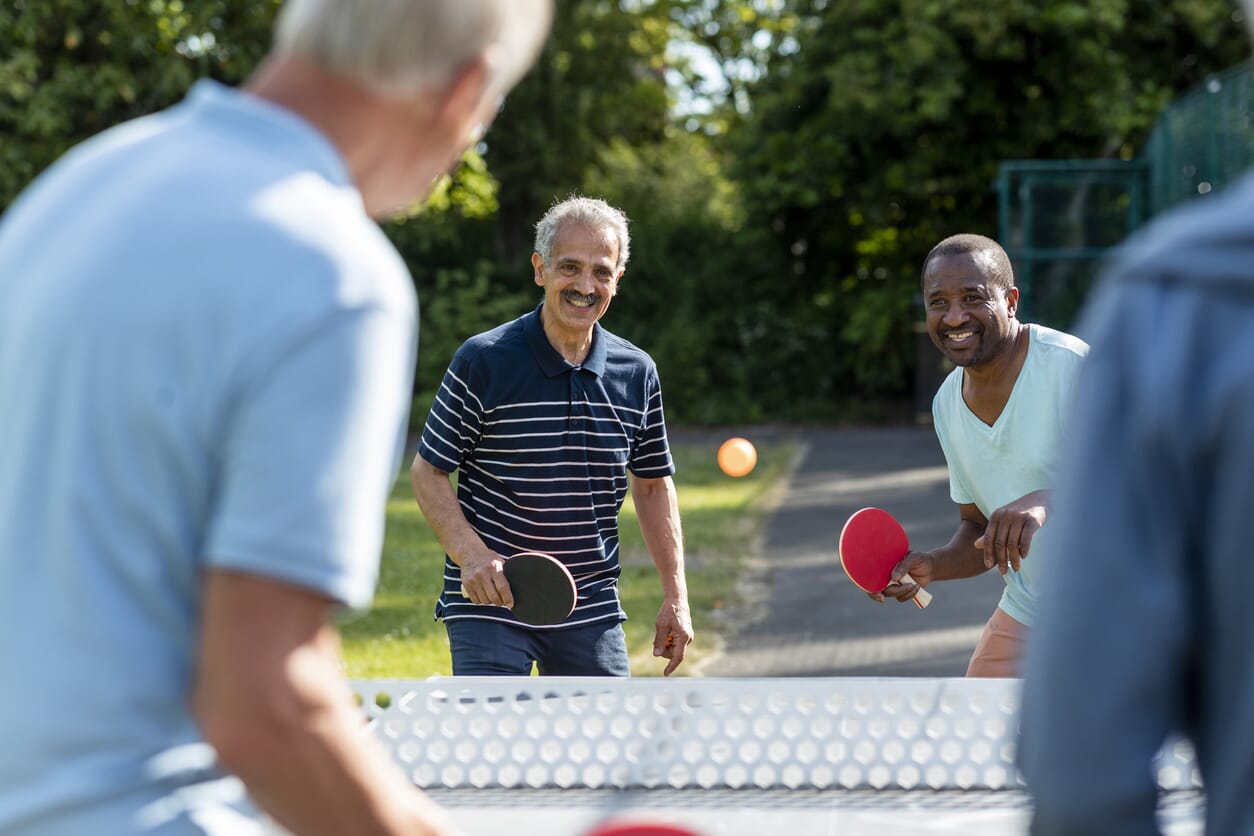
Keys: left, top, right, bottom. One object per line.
{"left": 1018, "top": 7, "right": 1254, "bottom": 831}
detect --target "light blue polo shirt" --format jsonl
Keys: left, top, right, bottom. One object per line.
{"left": 0, "top": 81, "right": 417, "bottom": 833}
{"left": 932, "top": 323, "right": 1088, "bottom": 626}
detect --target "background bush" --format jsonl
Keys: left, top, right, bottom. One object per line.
{"left": 3, "top": 0, "right": 1248, "bottom": 425}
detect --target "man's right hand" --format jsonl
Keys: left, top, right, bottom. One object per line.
{"left": 457, "top": 550, "right": 512, "bottom": 608}
{"left": 411, "top": 459, "right": 514, "bottom": 611}
{"left": 870, "top": 550, "right": 934, "bottom": 604}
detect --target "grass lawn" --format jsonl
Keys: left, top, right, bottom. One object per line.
{"left": 338, "top": 436, "right": 796, "bottom": 678}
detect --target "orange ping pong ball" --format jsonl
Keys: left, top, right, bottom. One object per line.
{"left": 717, "top": 437, "right": 757, "bottom": 477}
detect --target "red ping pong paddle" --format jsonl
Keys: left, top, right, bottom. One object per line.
{"left": 838, "top": 507, "right": 933, "bottom": 609}
{"left": 584, "top": 822, "right": 702, "bottom": 836}
{"left": 461, "top": 551, "right": 577, "bottom": 626}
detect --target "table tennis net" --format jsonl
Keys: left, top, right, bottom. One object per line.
{"left": 349, "top": 677, "right": 1201, "bottom": 796}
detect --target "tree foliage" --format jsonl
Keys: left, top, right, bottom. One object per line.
{"left": 725, "top": 0, "right": 1250, "bottom": 416}
{"left": 0, "top": 0, "right": 279, "bottom": 207}
{"left": 2, "top": 0, "right": 1249, "bottom": 425}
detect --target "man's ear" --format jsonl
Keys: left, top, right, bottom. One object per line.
{"left": 435, "top": 53, "right": 492, "bottom": 140}
{"left": 531, "top": 252, "right": 545, "bottom": 286}
{"left": 1006, "top": 286, "right": 1020, "bottom": 318}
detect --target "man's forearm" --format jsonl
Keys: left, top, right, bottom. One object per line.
{"left": 411, "top": 457, "right": 514, "bottom": 605}
{"left": 929, "top": 518, "right": 993, "bottom": 580}
{"left": 629, "top": 473, "right": 693, "bottom": 675}
{"left": 630, "top": 475, "right": 687, "bottom": 598}
{"left": 194, "top": 572, "right": 454, "bottom": 836}
{"left": 224, "top": 654, "right": 450, "bottom": 836}
{"left": 409, "top": 457, "right": 486, "bottom": 567}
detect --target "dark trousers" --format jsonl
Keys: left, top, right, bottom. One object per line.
{"left": 446, "top": 618, "right": 631, "bottom": 676}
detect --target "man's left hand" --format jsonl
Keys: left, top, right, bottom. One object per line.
{"left": 974, "top": 489, "right": 1051, "bottom": 574}
{"left": 653, "top": 598, "right": 694, "bottom": 676}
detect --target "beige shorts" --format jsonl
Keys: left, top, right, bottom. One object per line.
{"left": 965, "top": 607, "right": 1028, "bottom": 678}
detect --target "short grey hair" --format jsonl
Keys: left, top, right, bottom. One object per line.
{"left": 534, "top": 196, "right": 631, "bottom": 272}
{"left": 921, "top": 233, "right": 1015, "bottom": 293}
{"left": 274, "top": 0, "right": 553, "bottom": 99}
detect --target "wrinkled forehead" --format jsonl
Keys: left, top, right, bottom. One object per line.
{"left": 551, "top": 222, "right": 620, "bottom": 263}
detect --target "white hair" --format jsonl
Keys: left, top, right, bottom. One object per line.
{"left": 274, "top": 0, "right": 553, "bottom": 99}
{"left": 534, "top": 196, "right": 632, "bottom": 272}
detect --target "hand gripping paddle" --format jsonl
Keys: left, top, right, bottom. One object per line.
{"left": 462, "top": 551, "right": 577, "bottom": 626}
{"left": 838, "top": 507, "right": 933, "bottom": 609}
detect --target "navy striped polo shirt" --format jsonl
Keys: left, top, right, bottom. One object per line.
{"left": 418, "top": 304, "right": 675, "bottom": 628}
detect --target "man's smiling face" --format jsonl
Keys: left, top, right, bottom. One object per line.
{"left": 532, "top": 222, "right": 622, "bottom": 345}
{"left": 922, "top": 250, "right": 1019, "bottom": 368}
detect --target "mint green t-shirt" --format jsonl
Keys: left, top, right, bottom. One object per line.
{"left": 931, "top": 324, "right": 1089, "bottom": 626}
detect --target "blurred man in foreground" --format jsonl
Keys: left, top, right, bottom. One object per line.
{"left": 0, "top": 1, "right": 552, "bottom": 833}
{"left": 1019, "top": 3, "right": 1254, "bottom": 830}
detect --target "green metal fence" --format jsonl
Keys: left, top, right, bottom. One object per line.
{"left": 997, "top": 59, "right": 1254, "bottom": 330}
{"left": 995, "top": 159, "right": 1147, "bottom": 328}
{"left": 1145, "top": 59, "right": 1254, "bottom": 213}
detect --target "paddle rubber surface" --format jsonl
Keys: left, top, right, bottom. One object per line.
{"left": 838, "top": 507, "right": 932, "bottom": 608}
{"left": 504, "top": 551, "right": 577, "bottom": 625}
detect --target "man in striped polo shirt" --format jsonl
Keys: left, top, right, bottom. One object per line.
{"left": 411, "top": 196, "right": 693, "bottom": 676}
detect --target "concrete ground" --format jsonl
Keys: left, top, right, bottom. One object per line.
{"left": 703, "top": 427, "right": 1005, "bottom": 678}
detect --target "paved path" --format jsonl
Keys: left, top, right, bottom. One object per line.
{"left": 704, "top": 427, "right": 1005, "bottom": 678}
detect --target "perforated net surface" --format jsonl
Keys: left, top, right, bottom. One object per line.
{"left": 347, "top": 676, "right": 1203, "bottom": 835}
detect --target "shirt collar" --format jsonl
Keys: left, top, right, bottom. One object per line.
{"left": 523, "top": 304, "right": 608, "bottom": 378}
{"left": 183, "top": 79, "right": 352, "bottom": 190}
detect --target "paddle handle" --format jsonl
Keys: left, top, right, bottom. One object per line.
{"left": 905, "top": 573, "right": 932, "bottom": 609}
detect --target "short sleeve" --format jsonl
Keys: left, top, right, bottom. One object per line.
{"left": 629, "top": 367, "right": 675, "bottom": 478}
{"left": 205, "top": 306, "right": 415, "bottom": 609}
{"left": 418, "top": 346, "right": 486, "bottom": 473}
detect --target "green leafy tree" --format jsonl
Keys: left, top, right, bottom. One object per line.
{"left": 8, "top": 0, "right": 1248, "bottom": 426}
{"left": 485, "top": 0, "right": 674, "bottom": 263}
{"left": 725, "top": 0, "right": 1250, "bottom": 416}
{"left": 582, "top": 130, "right": 753, "bottom": 422}
{"left": 384, "top": 0, "right": 767, "bottom": 425}
{"left": 0, "top": 0, "right": 280, "bottom": 208}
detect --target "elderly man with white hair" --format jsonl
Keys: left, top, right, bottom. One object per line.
{"left": 0, "top": 1, "right": 552, "bottom": 834}
{"left": 412, "top": 195, "right": 695, "bottom": 679}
